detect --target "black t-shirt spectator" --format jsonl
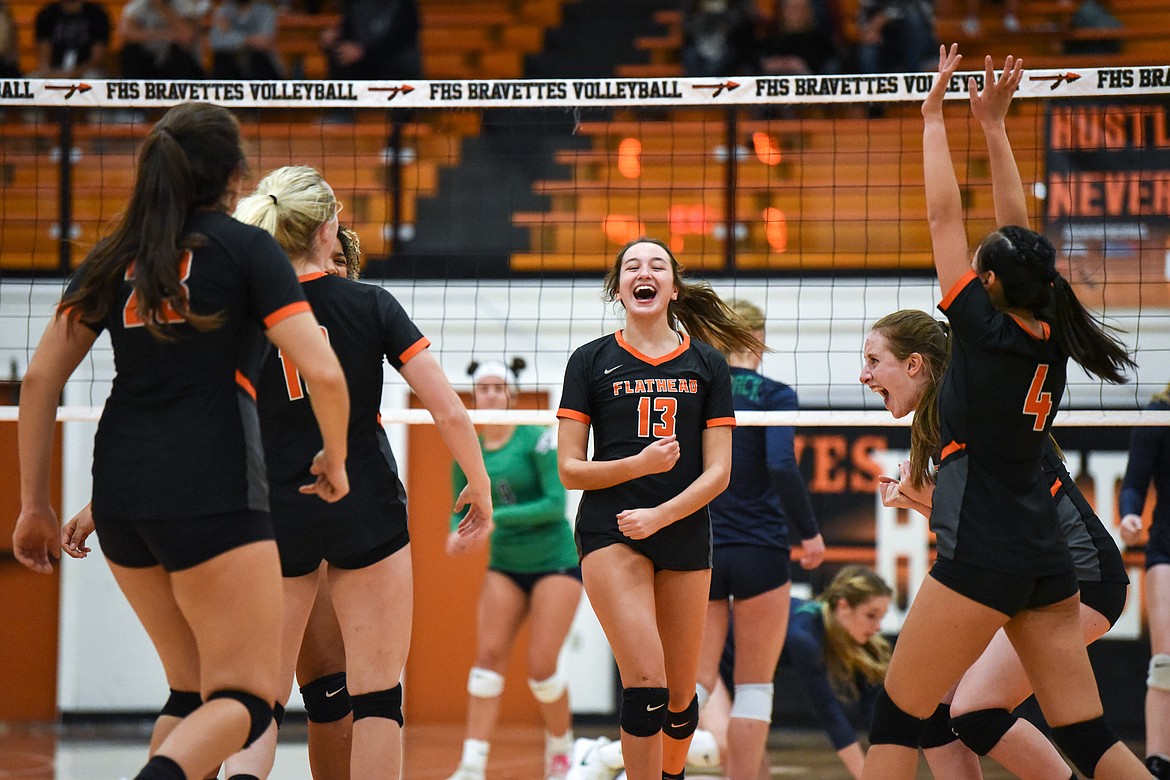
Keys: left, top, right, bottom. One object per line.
{"left": 35, "top": 0, "right": 110, "bottom": 70}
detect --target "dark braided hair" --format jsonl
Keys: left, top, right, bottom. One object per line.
{"left": 975, "top": 225, "right": 1134, "bottom": 384}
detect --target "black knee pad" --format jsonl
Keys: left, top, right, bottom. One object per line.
{"left": 950, "top": 708, "right": 1018, "bottom": 756}
{"left": 918, "top": 703, "right": 959, "bottom": 749}
{"left": 1050, "top": 716, "right": 1118, "bottom": 779}
{"left": 620, "top": 686, "right": 670, "bottom": 738}
{"left": 207, "top": 689, "right": 273, "bottom": 749}
{"left": 662, "top": 694, "right": 700, "bottom": 741}
{"left": 351, "top": 684, "right": 403, "bottom": 726}
{"left": 1147, "top": 753, "right": 1170, "bottom": 779}
{"left": 273, "top": 701, "right": 285, "bottom": 728}
{"left": 868, "top": 689, "right": 928, "bottom": 748}
{"left": 300, "top": 672, "right": 352, "bottom": 724}
{"left": 159, "top": 689, "right": 202, "bottom": 719}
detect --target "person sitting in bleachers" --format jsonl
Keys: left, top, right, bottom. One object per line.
{"left": 855, "top": 0, "right": 936, "bottom": 75}
{"left": 209, "top": 0, "right": 282, "bottom": 79}
{"left": 118, "top": 0, "right": 206, "bottom": 78}
{"left": 33, "top": 0, "right": 110, "bottom": 77}
{"left": 0, "top": 0, "right": 20, "bottom": 77}
{"left": 681, "top": 0, "right": 757, "bottom": 77}
{"left": 757, "top": 0, "right": 841, "bottom": 75}
{"left": 318, "top": 0, "right": 421, "bottom": 81}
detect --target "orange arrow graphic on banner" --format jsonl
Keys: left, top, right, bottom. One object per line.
{"left": 45, "top": 83, "right": 92, "bottom": 99}
{"left": 694, "top": 80, "right": 741, "bottom": 98}
{"left": 1030, "top": 72, "right": 1082, "bottom": 90}
{"left": 368, "top": 85, "right": 416, "bottom": 100}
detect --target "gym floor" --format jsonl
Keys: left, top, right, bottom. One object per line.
{"left": 0, "top": 719, "right": 1066, "bottom": 779}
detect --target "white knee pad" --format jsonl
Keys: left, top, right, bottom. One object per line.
{"left": 695, "top": 681, "right": 710, "bottom": 711}
{"left": 729, "top": 683, "right": 773, "bottom": 723}
{"left": 527, "top": 672, "right": 566, "bottom": 704}
{"left": 1149, "top": 654, "right": 1170, "bottom": 691}
{"left": 467, "top": 667, "right": 505, "bottom": 698}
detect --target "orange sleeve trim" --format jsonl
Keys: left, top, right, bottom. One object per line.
{"left": 706, "top": 416, "right": 737, "bottom": 428}
{"left": 939, "top": 270, "right": 978, "bottom": 311}
{"left": 940, "top": 440, "right": 966, "bottom": 460}
{"left": 398, "top": 336, "right": 430, "bottom": 365}
{"left": 298, "top": 271, "right": 329, "bottom": 282}
{"left": 556, "top": 408, "right": 590, "bottom": 425}
{"left": 263, "top": 300, "right": 311, "bottom": 329}
{"left": 1050, "top": 478, "right": 1062, "bottom": 497}
{"left": 235, "top": 370, "right": 257, "bottom": 401}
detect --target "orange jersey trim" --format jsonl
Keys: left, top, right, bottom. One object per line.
{"left": 235, "top": 370, "right": 257, "bottom": 401}
{"left": 557, "top": 408, "right": 590, "bottom": 425}
{"left": 615, "top": 329, "right": 690, "bottom": 366}
{"left": 1049, "top": 477, "right": 1062, "bottom": 497}
{"left": 940, "top": 440, "right": 966, "bottom": 460}
{"left": 298, "top": 271, "right": 329, "bottom": 282}
{"left": 264, "top": 300, "right": 312, "bottom": 329}
{"left": 1008, "top": 314, "right": 1051, "bottom": 341}
{"left": 939, "top": 269, "right": 978, "bottom": 311}
{"left": 706, "top": 416, "right": 737, "bottom": 428}
{"left": 399, "top": 336, "right": 430, "bottom": 365}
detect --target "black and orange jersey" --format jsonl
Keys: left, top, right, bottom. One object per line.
{"left": 67, "top": 210, "right": 309, "bottom": 521}
{"left": 556, "top": 330, "right": 735, "bottom": 553}
{"left": 1045, "top": 441, "right": 1129, "bottom": 586}
{"left": 256, "top": 272, "right": 427, "bottom": 531}
{"left": 931, "top": 271, "right": 1073, "bottom": 576}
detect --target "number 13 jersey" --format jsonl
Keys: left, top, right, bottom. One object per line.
{"left": 557, "top": 330, "right": 735, "bottom": 569}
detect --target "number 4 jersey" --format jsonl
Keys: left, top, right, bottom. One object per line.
{"left": 932, "top": 270, "right": 1072, "bottom": 576}
{"left": 557, "top": 330, "right": 735, "bottom": 568}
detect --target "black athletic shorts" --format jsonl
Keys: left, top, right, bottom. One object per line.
{"left": 576, "top": 525, "right": 711, "bottom": 572}
{"left": 96, "top": 509, "right": 275, "bottom": 572}
{"left": 1147, "top": 521, "right": 1170, "bottom": 570}
{"left": 492, "top": 566, "right": 583, "bottom": 596}
{"left": 277, "top": 507, "right": 414, "bottom": 580}
{"left": 1077, "top": 580, "right": 1129, "bottom": 628}
{"left": 709, "top": 544, "right": 790, "bottom": 600}
{"left": 929, "top": 556, "right": 1078, "bottom": 617}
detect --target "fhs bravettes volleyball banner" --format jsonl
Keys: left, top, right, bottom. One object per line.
{"left": 3, "top": 65, "right": 1170, "bottom": 108}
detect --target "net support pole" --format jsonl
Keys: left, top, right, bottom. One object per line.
{"left": 723, "top": 106, "right": 737, "bottom": 272}
{"left": 56, "top": 107, "right": 75, "bottom": 274}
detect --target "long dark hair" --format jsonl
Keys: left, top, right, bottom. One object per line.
{"left": 975, "top": 226, "right": 1134, "bottom": 383}
{"left": 59, "top": 102, "right": 243, "bottom": 338}
{"left": 869, "top": 310, "right": 950, "bottom": 489}
{"left": 818, "top": 565, "right": 892, "bottom": 698}
{"left": 604, "top": 237, "right": 765, "bottom": 355}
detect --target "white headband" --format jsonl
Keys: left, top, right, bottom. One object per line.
{"left": 471, "top": 361, "right": 512, "bottom": 385}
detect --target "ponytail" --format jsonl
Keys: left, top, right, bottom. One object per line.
{"left": 59, "top": 103, "right": 241, "bottom": 338}
{"left": 1048, "top": 275, "right": 1134, "bottom": 384}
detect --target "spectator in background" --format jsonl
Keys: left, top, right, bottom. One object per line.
{"left": 757, "top": 0, "right": 840, "bottom": 75}
{"left": 34, "top": 0, "right": 110, "bottom": 77}
{"left": 319, "top": 0, "right": 421, "bottom": 81}
{"left": 855, "top": 0, "right": 936, "bottom": 75}
{"left": 0, "top": 0, "right": 20, "bottom": 77}
{"left": 118, "top": 0, "right": 205, "bottom": 79}
{"left": 209, "top": 0, "right": 282, "bottom": 79}
{"left": 681, "top": 0, "right": 757, "bottom": 77}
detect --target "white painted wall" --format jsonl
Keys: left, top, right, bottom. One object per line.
{"left": 1, "top": 277, "right": 1166, "bottom": 712}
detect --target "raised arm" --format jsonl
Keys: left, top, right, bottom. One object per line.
{"left": 921, "top": 44, "right": 969, "bottom": 295}
{"left": 969, "top": 54, "right": 1028, "bottom": 229}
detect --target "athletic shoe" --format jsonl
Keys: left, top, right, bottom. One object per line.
{"left": 565, "top": 737, "right": 620, "bottom": 780}
{"left": 445, "top": 764, "right": 485, "bottom": 780}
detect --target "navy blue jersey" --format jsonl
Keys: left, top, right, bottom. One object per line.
{"left": 557, "top": 331, "right": 735, "bottom": 559}
{"left": 709, "top": 367, "right": 819, "bottom": 548}
{"left": 67, "top": 210, "right": 309, "bottom": 521}
{"left": 1045, "top": 440, "right": 1129, "bottom": 585}
{"left": 257, "top": 272, "right": 426, "bottom": 532}
{"left": 932, "top": 271, "right": 1073, "bottom": 576}
{"left": 1120, "top": 398, "right": 1170, "bottom": 535}
{"left": 781, "top": 599, "right": 880, "bottom": 750}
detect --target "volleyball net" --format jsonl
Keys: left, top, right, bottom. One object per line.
{"left": 1, "top": 70, "right": 1170, "bottom": 426}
